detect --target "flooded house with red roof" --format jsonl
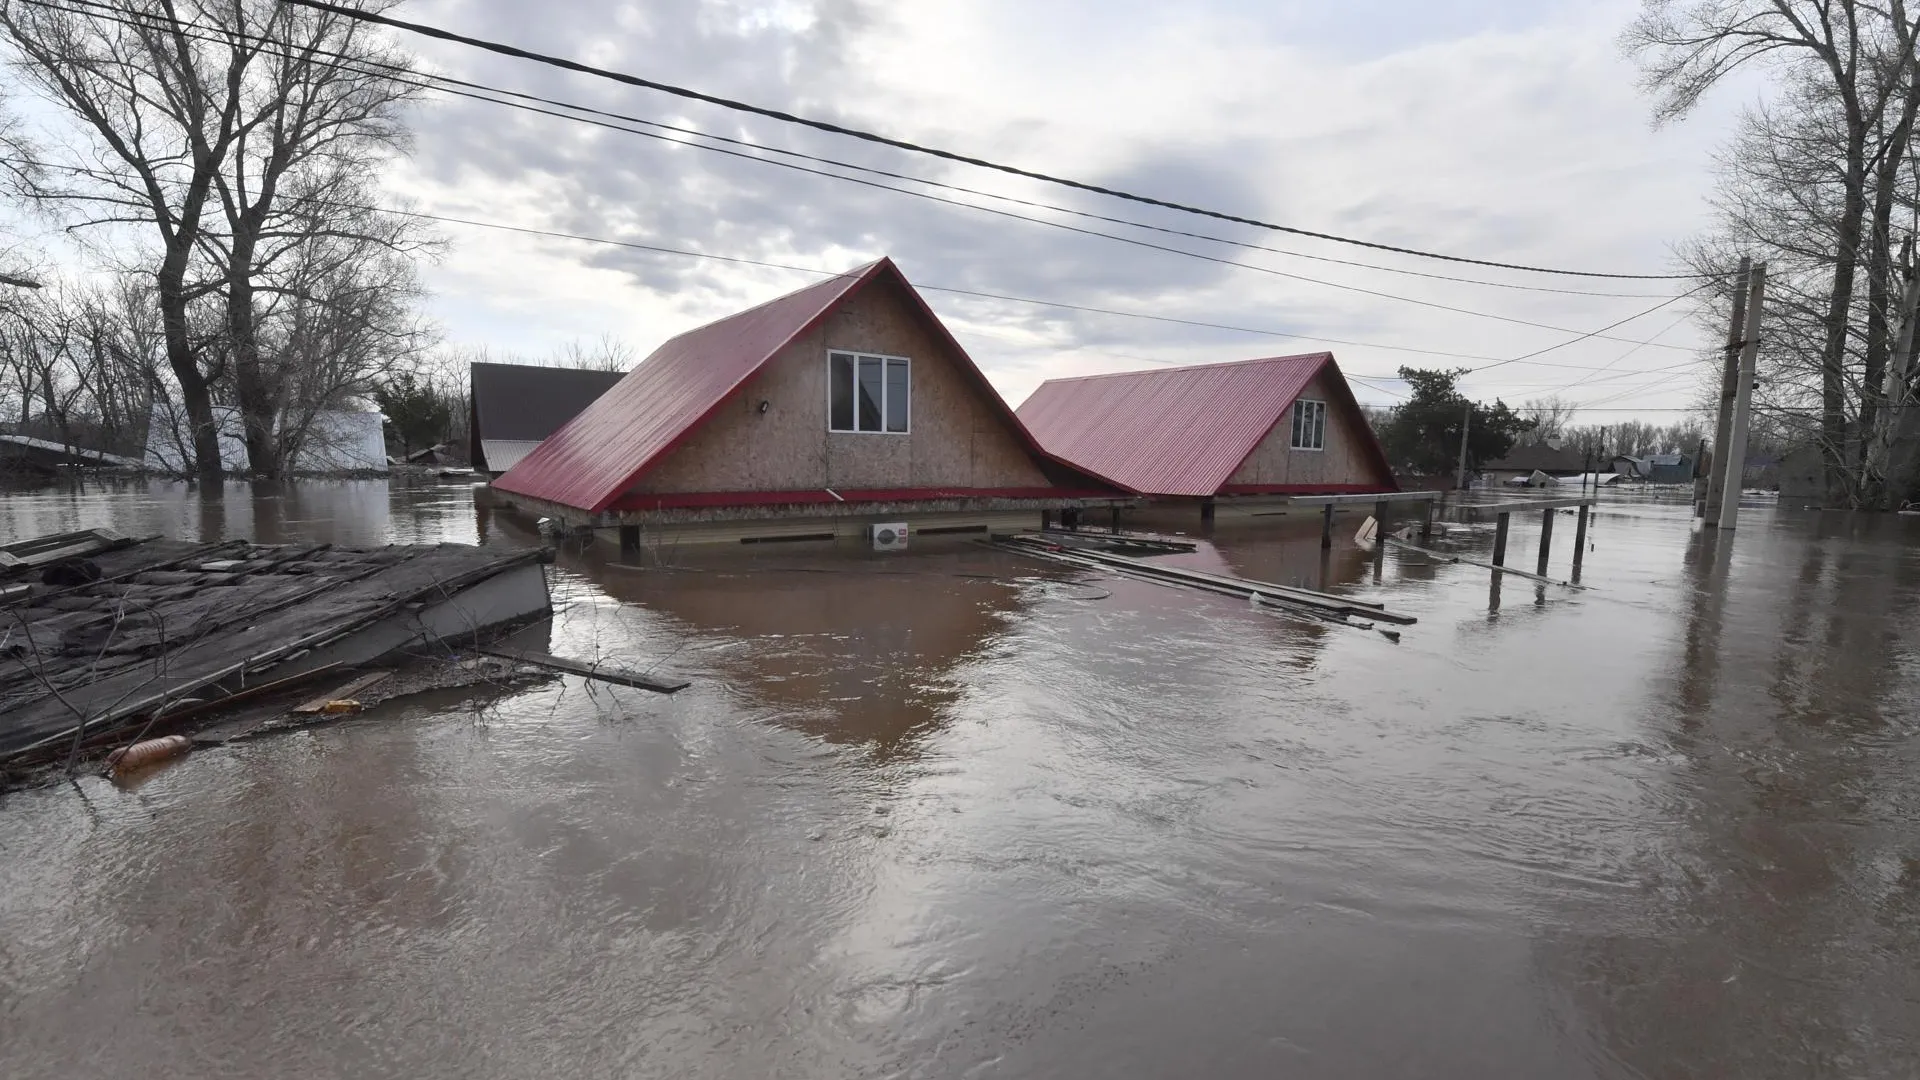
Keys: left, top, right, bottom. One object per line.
{"left": 1016, "top": 353, "right": 1396, "bottom": 528}
{"left": 490, "top": 258, "right": 1127, "bottom": 549}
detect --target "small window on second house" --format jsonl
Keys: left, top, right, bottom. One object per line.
{"left": 1291, "top": 399, "right": 1327, "bottom": 450}
{"left": 829, "top": 352, "right": 910, "bottom": 433}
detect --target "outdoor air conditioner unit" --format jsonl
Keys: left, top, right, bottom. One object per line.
{"left": 868, "top": 522, "right": 909, "bottom": 552}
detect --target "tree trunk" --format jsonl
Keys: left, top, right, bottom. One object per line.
{"left": 1862, "top": 183, "right": 1894, "bottom": 496}
{"left": 226, "top": 227, "right": 280, "bottom": 480}
{"left": 156, "top": 256, "right": 220, "bottom": 486}
{"left": 1822, "top": 132, "right": 1869, "bottom": 507}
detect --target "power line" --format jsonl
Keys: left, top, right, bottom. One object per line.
{"left": 1467, "top": 360, "right": 1700, "bottom": 388}
{"left": 1462, "top": 286, "right": 1711, "bottom": 374}
{"left": 278, "top": 0, "right": 1702, "bottom": 282}
{"left": 1359, "top": 399, "right": 1720, "bottom": 407}
{"left": 1545, "top": 310, "right": 1698, "bottom": 393}
{"left": 36, "top": 0, "right": 1677, "bottom": 301}
{"left": 5, "top": 148, "right": 1721, "bottom": 383}
{"left": 1574, "top": 370, "right": 1704, "bottom": 408}
{"left": 0, "top": 153, "right": 1508, "bottom": 366}
{"left": 25, "top": 0, "right": 1705, "bottom": 352}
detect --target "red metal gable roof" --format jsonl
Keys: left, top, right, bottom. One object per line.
{"left": 1016, "top": 353, "right": 1395, "bottom": 497}
{"left": 493, "top": 258, "right": 1120, "bottom": 513}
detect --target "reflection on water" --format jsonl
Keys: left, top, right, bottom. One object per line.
{"left": 3, "top": 482, "right": 1919, "bottom": 1078}
{"left": 0, "top": 474, "right": 493, "bottom": 548}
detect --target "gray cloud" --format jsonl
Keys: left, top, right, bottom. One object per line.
{"left": 376, "top": 0, "right": 1727, "bottom": 412}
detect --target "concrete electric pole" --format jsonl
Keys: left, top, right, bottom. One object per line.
{"left": 1717, "top": 263, "right": 1767, "bottom": 531}
{"left": 1705, "top": 256, "right": 1752, "bottom": 526}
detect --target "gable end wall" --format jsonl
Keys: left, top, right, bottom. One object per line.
{"left": 1224, "top": 369, "right": 1386, "bottom": 489}
{"left": 631, "top": 276, "right": 1050, "bottom": 495}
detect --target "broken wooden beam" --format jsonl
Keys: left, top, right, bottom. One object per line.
{"left": 291, "top": 670, "right": 393, "bottom": 714}
{"left": 0, "top": 528, "right": 138, "bottom": 570}
{"left": 1289, "top": 491, "right": 1443, "bottom": 506}
{"left": 478, "top": 646, "right": 689, "bottom": 694}
{"left": 995, "top": 536, "right": 1417, "bottom": 625}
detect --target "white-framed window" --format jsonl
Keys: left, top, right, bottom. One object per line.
{"left": 1291, "top": 399, "right": 1327, "bottom": 451}
{"left": 828, "top": 351, "right": 910, "bottom": 433}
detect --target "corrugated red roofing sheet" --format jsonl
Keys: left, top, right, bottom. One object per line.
{"left": 1015, "top": 353, "right": 1395, "bottom": 497}
{"left": 493, "top": 257, "right": 1119, "bottom": 513}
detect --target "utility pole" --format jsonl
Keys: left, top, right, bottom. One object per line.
{"left": 1705, "top": 256, "right": 1753, "bottom": 526}
{"left": 1718, "top": 263, "right": 1767, "bottom": 531}
{"left": 1454, "top": 403, "right": 1471, "bottom": 491}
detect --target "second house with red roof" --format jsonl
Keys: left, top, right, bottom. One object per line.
{"left": 1016, "top": 353, "right": 1399, "bottom": 528}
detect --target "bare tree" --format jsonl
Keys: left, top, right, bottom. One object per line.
{"left": 0, "top": 0, "right": 425, "bottom": 482}
{"left": 0, "top": 275, "right": 167, "bottom": 456}
{"left": 1627, "top": 0, "right": 1920, "bottom": 504}
{"left": 189, "top": 2, "right": 427, "bottom": 478}
{"left": 1516, "top": 396, "right": 1578, "bottom": 445}
{"left": 548, "top": 335, "right": 637, "bottom": 372}
{"left": 268, "top": 224, "right": 434, "bottom": 470}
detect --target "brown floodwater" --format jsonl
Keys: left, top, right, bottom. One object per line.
{"left": 3, "top": 476, "right": 1918, "bottom": 1078}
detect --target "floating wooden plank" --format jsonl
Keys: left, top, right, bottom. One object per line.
{"left": 994, "top": 537, "right": 1416, "bottom": 626}
{"left": 0, "top": 528, "right": 134, "bottom": 570}
{"left": 1450, "top": 495, "right": 1598, "bottom": 514}
{"left": 1013, "top": 544, "right": 1381, "bottom": 630}
{"left": 1010, "top": 537, "right": 1404, "bottom": 619}
{"left": 479, "top": 646, "right": 689, "bottom": 694}
{"left": 1288, "top": 491, "right": 1442, "bottom": 506}
{"left": 291, "top": 670, "right": 393, "bottom": 714}
{"left": 1037, "top": 529, "right": 1197, "bottom": 555}
{"left": 1383, "top": 537, "right": 1586, "bottom": 589}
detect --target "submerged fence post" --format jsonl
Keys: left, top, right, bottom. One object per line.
{"left": 1321, "top": 504, "right": 1335, "bottom": 550}
{"left": 1373, "top": 500, "right": 1389, "bottom": 570}
{"left": 1492, "top": 511, "right": 1511, "bottom": 568}
{"left": 1536, "top": 509, "right": 1555, "bottom": 576}
{"left": 1572, "top": 503, "right": 1590, "bottom": 580}
{"left": 1420, "top": 498, "right": 1434, "bottom": 540}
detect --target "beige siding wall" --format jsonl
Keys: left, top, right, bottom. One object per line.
{"left": 633, "top": 276, "right": 1050, "bottom": 495}
{"left": 1224, "top": 370, "right": 1386, "bottom": 488}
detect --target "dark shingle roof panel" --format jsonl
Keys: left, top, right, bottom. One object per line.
{"left": 469, "top": 362, "right": 626, "bottom": 445}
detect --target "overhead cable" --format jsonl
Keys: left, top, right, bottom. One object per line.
{"left": 0, "top": 150, "right": 1710, "bottom": 376}
{"left": 31, "top": 0, "right": 1704, "bottom": 349}
{"left": 276, "top": 0, "right": 1704, "bottom": 282}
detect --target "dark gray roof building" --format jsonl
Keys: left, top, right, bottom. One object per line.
{"left": 1483, "top": 443, "right": 1587, "bottom": 477}
{"left": 469, "top": 362, "right": 626, "bottom": 475}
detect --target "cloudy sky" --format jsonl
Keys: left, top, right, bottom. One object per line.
{"left": 26, "top": 0, "right": 1761, "bottom": 419}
